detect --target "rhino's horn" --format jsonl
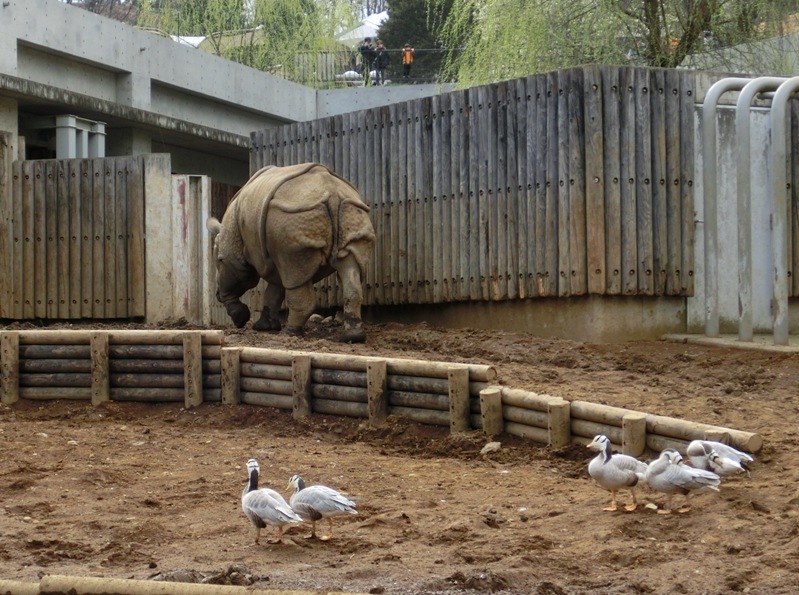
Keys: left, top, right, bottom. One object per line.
{"left": 206, "top": 217, "right": 222, "bottom": 237}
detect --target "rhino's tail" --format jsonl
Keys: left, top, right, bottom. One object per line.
{"left": 207, "top": 217, "right": 222, "bottom": 238}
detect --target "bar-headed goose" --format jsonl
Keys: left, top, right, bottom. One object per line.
{"left": 286, "top": 474, "right": 358, "bottom": 540}
{"left": 686, "top": 439, "right": 754, "bottom": 477}
{"left": 587, "top": 434, "right": 648, "bottom": 512}
{"left": 241, "top": 458, "right": 302, "bottom": 544}
{"left": 645, "top": 449, "right": 721, "bottom": 514}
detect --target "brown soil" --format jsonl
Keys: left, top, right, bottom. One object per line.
{"left": 1, "top": 318, "right": 798, "bottom": 594}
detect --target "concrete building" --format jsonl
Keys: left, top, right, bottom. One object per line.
{"left": 0, "top": 0, "right": 449, "bottom": 187}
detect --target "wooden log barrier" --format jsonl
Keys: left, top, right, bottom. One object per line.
{"left": 91, "top": 332, "right": 110, "bottom": 405}
{"left": 19, "top": 387, "right": 90, "bottom": 400}
{"left": 312, "top": 368, "right": 366, "bottom": 387}
{"left": 312, "top": 398, "right": 368, "bottom": 418}
{"left": 38, "top": 572, "right": 249, "bottom": 595}
{"left": 503, "top": 405, "right": 549, "bottom": 428}
{"left": 389, "top": 391, "right": 448, "bottom": 410}
{"left": 111, "top": 388, "right": 184, "bottom": 402}
{"left": 622, "top": 413, "right": 647, "bottom": 456}
{"left": 479, "top": 387, "right": 504, "bottom": 436}
{"left": 241, "top": 391, "right": 292, "bottom": 409}
{"left": 221, "top": 347, "right": 241, "bottom": 405}
{"left": 504, "top": 422, "right": 548, "bottom": 444}
{"left": 367, "top": 359, "right": 388, "bottom": 427}
{"left": 501, "top": 387, "right": 563, "bottom": 411}
{"left": 19, "top": 373, "right": 91, "bottom": 387}
{"left": 0, "top": 331, "right": 19, "bottom": 405}
{"left": 240, "top": 362, "right": 291, "bottom": 380}
{"left": 389, "top": 405, "right": 450, "bottom": 427}
{"left": 312, "top": 384, "right": 367, "bottom": 402}
{"left": 548, "top": 399, "right": 571, "bottom": 448}
{"left": 571, "top": 418, "right": 623, "bottom": 444}
{"left": 292, "top": 355, "right": 312, "bottom": 419}
{"left": 13, "top": 329, "right": 224, "bottom": 345}
{"left": 449, "top": 366, "right": 471, "bottom": 433}
{"left": 240, "top": 377, "right": 293, "bottom": 395}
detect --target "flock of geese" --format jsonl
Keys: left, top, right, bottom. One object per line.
{"left": 240, "top": 434, "right": 754, "bottom": 544}
{"left": 587, "top": 434, "right": 754, "bottom": 514}
{"left": 241, "top": 458, "right": 358, "bottom": 544}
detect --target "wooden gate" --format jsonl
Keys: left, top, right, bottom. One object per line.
{"left": 0, "top": 155, "right": 146, "bottom": 320}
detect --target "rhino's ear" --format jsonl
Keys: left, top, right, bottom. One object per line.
{"left": 207, "top": 217, "right": 222, "bottom": 238}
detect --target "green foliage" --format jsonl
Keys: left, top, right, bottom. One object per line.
{"left": 432, "top": 0, "right": 799, "bottom": 86}
{"left": 137, "top": 0, "right": 357, "bottom": 81}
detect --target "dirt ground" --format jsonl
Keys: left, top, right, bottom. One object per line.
{"left": 1, "top": 317, "right": 798, "bottom": 594}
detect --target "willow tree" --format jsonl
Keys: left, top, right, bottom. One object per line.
{"left": 137, "top": 0, "right": 357, "bottom": 83}
{"left": 433, "top": 0, "right": 799, "bottom": 86}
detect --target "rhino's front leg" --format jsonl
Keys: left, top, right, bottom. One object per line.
{"left": 225, "top": 300, "right": 251, "bottom": 328}
{"left": 252, "top": 283, "right": 284, "bottom": 332}
{"left": 336, "top": 255, "right": 367, "bottom": 344}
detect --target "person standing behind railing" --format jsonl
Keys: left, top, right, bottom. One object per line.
{"left": 401, "top": 43, "right": 415, "bottom": 79}
{"left": 358, "top": 37, "right": 376, "bottom": 86}
{"left": 373, "top": 39, "right": 390, "bottom": 86}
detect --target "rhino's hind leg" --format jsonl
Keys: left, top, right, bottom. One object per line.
{"left": 336, "top": 256, "right": 367, "bottom": 344}
{"left": 284, "top": 283, "right": 315, "bottom": 336}
{"left": 252, "top": 284, "right": 285, "bottom": 332}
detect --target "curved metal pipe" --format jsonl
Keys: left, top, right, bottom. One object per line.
{"left": 735, "top": 77, "right": 789, "bottom": 342}
{"left": 701, "top": 77, "right": 752, "bottom": 337}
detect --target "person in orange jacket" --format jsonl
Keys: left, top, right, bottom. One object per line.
{"left": 401, "top": 43, "right": 415, "bottom": 79}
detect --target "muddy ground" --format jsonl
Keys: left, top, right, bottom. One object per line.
{"left": 1, "top": 318, "right": 798, "bottom": 594}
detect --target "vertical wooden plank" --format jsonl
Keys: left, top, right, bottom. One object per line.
{"left": 68, "top": 159, "right": 82, "bottom": 317}
{"left": 44, "top": 160, "right": 59, "bottom": 318}
{"left": 113, "top": 159, "right": 129, "bottom": 317}
{"left": 90, "top": 332, "right": 109, "bottom": 406}
{"left": 0, "top": 331, "right": 19, "bottom": 405}
{"left": 679, "top": 71, "right": 696, "bottom": 296}
{"left": 468, "top": 87, "right": 481, "bottom": 300}
{"left": 477, "top": 86, "right": 490, "bottom": 300}
{"left": 412, "top": 99, "right": 425, "bottom": 303}
{"left": 32, "top": 160, "right": 47, "bottom": 318}
{"left": 791, "top": 97, "right": 799, "bottom": 296}
{"left": 456, "top": 90, "right": 471, "bottom": 301}
{"left": 622, "top": 412, "right": 647, "bottom": 457}
{"left": 448, "top": 91, "right": 463, "bottom": 302}
{"left": 363, "top": 109, "right": 376, "bottom": 306}
{"left": 20, "top": 161, "right": 35, "bottom": 319}
{"left": 603, "top": 66, "right": 623, "bottom": 295}
{"left": 103, "top": 158, "right": 117, "bottom": 316}
{"left": 367, "top": 359, "right": 388, "bottom": 427}
{"left": 568, "top": 68, "right": 587, "bottom": 296}
{"left": 0, "top": 133, "right": 10, "bottom": 318}
{"left": 479, "top": 386, "right": 503, "bottom": 436}
{"left": 333, "top": 114, "right": 344, "bottom": 181}
{"left": 492, "top": 82, "right": 507, "bottom": 301}
{"left": 620, "top": 67, "right": 638, "bottom": 294}
{"left": 448, "top": 366, "right": 471, "bottom": 434}
{"left": 651, "top": 69, "right": 669, "bottom": 296}
{"left": 431, "top": 94, "right": 444, "bottom": 303}
{"left": 377, "top": 106, "right": 390, "bottom": 305}
{"left": 406, "top": 100, "right": 419, "bottom": 304}
{"left": 548, "top": 399, "right": 571, "bottom": 449}
{"left": 557, "top": 69, "right": 571, "bottom": 296}
{"left": 397, "top": 101, "right": 409, "bottom": 304}
{"left": 11, "top": 161, "right": 23, "bottom": 318}
{"left": 221, "top": 347, "right": 241, "bottom": 405}
{"left": 635, "top": 68, "right": 654, "bottom": 295}
{"left": 90, "top": 158, "right": 106, "bottom": 317}
{"left": 584, "top": 66, "right": 607, "bottom": 295}
{"left": 292, "top": 354, "right": 312, "bottom": 419}
{"left": 525, "top": 76, "right": 546, "bottom": 296}
{"left": 80, "top": 158, "right": 93, "bottom": 317}
{"left": 127, "top": 156, "right": 145, "bottom": 317}
{"left": 440, "top": 92, "right": 453, "bottom": 302}
{"left": 508, "top": 78, "right": 523, "bottom": 300}
{"left": 56, "top": 160, "right": 70, "bottom": 318}
{"left": 421, "top": 97, "right": 434, "bottom": 304}
{"left": 544, "top": 71, "right": 559, "bottom": 296}
{"left": 389, "top": 102, "right": 401, "bottom": 305}
{"left": 183, "top": 333, "right": 203, "bottom": 408}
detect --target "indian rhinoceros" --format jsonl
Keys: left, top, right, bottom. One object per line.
{"left": 206, "top": 163, "right": 375, "bottom": 343}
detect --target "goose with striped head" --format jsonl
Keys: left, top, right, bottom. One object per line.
{"left": 587, "top": 434, "right": 648, "bottom": 512}
{"left": 241, "top": 458, "right": 302, "bottom": 544}
{"left": 645, "top": 449, "right": 721, "bottom": 514}
{"left": 286, "top": 474, "right": 358, "bottom": 541}
{"left": 686, "top": 439, "right": 754, "bottom": 477}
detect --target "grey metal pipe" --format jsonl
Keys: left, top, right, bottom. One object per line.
{"left": 769, "top": 77, "right": 799, "bottom": 345}
{"left": 735, "top": 77, "right": 789, "bottom": 342}
{"left": 702, "top": 77, "right": 752, "bottom": 337}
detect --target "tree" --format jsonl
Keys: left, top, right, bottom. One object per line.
{"left": 136, "top": 0, "right": 357, "bottom": 81}
{"left": 432, "top": 0, "right": 799, "bottom": 86}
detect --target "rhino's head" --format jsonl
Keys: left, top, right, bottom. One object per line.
{"left": 206, "top": 216, "right": 253, "bottom": 328}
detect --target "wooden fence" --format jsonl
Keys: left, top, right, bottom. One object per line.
{"left": 0, "top": 154, "right": 147, "bottom": 320}
{"left": 0, "top": 330, "right": 763, "bottom": 456}
{"left": 252, "top": 65, "right": 698, "bottom": 308}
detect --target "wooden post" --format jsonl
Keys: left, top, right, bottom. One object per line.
{"left": 182, "top": 333, "right": 203, "bottom": 408}
{"left": 479, "top": 386, "right": 503, "bottom": 436}
{"left": 367, "top": 359, "right": 388, "bottom": 427}
{"left": 547, "top": 398, "right": 571, "bottom": 448}
{"left": 90, "top": 332, "right": 110, "bottom": 406}
{"left": 1, "top": 331, "right": 19, "bottom": 404}
{"left": 220, "top": 347, "right": 241, "bottom": 405}
{"left": 292, "top": 355, "right": 312, "bottom": 419}
{"left": 622, "top": 412, "right": 647, "bottom": 456}
{"left": 448, "top": 366, "right": 471, "bottom": 433}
